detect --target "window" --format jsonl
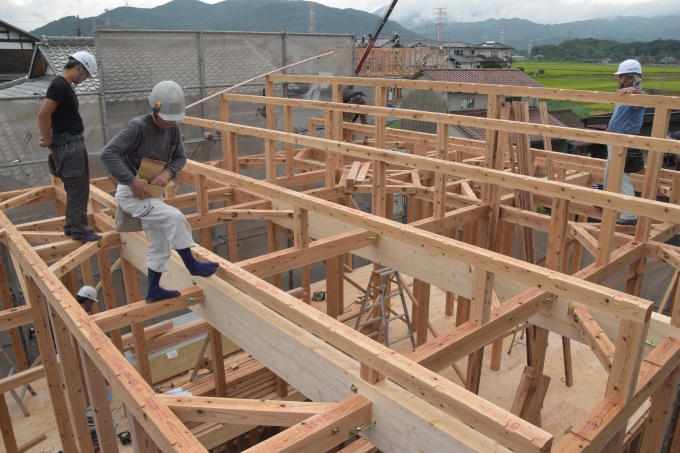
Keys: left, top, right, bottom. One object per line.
{"left": 454, "top": 50, "right": 464, "bottom": 56}
{"left": 468, "top": 50, "right": 475, "bottom": 55}
{"left": 504, "top": 96, "right": 521, "bottom": 103}
{"left": 505, "top": 52, "right": 509, "bottom": 57}
{"left": 461, "top": 98, "right": 475, "bottom": 109}
{"left": 491, "top": 51, "right": 499, "bottom": 57}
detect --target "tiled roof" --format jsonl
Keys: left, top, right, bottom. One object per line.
{"left": 416, "top": 69, "right": 542, "bottom": 87}
{"left": 455, "top": 107, "right": 567, "bottom": 143}
{"left": 33, "top": 37, "right": 100, "bottom": 95}
{"left": 549, "top": 109, "right": 585, "bottom": 129}
{"left": 98, "top": 34, "right": 277, "bottom": 101}
{"left": 0, "top": 75, "right": 55, "bottom": 99}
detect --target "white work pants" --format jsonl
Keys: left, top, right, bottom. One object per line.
{"left": 116, "top": 185, "right": 195, "bottom": 272}
{"left": 604, "top": 145, "right": 637, "bottom": 221}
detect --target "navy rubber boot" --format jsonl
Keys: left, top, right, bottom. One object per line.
{"left": 175, "top": 248, "right": 219, "bottom": 277}
{"left": 145, "top": 269, "right": 180, "bottom": 303}
{"left": 74, "top": 231, "right": 101, "bottom": 242}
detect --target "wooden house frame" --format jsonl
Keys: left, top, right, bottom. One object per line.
{"left": 0, "top": 74, "right": 679, "bottom": 452}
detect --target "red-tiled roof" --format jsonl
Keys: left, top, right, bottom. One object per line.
{"left": 417, "top": 69, "right": 542, "bottom": 88}
{"left": 455, "top": 107, "right": 567, "bottom": 142}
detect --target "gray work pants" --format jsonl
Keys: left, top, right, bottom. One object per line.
{"left": 55, "top": 141, "right": 90, "bottom": 237}
{"left": 604, "top": 145, "right": 637, "bottom": 221}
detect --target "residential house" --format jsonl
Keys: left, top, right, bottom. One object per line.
{"left": 0, "top": 20, "right": 40, "bottom": 82}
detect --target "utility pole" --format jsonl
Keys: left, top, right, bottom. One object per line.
{"left": 77, "top": 15, "right": 81, "bottom": 37}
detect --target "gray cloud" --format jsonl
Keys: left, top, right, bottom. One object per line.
{"left": 2, "top": 0, "right": 677, "bottom": 32}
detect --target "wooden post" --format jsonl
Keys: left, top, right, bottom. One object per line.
{"left": 80, "top": 347, "right": 119, "bottom": 453}
{"left": 283, "top": 105, "right": 295, "bottom": 178}
{"left": 267, "top": 222, "right": 282, "bottom": 289}
{"left": 603, "top": 318, "right": 651, "bottom": 451}
{"left": 197, "top": 173, "right": 213, "bottom": 250}
{"left": 121, "top": 259, "right": 152, "bottom": 385}
{"left": 325, "top": 256, "right": 343, "bottom": 320}
{"left": 25, "top": 277, "right": 78, "bottom": 452}
{"left": 49, "top": 309, "right": 96, "bottom": 452}
{"left": 596, "top": 145, "right": 626, "bottom": 266}
{"left": 129, "top": 415, "right": 160, "bottom": 453}
{"left": 466, "top": 95, "right": 504, "bottom": 394}
{"left": 208, "top": 326, "right": 228, "bottom": 397}
{"left": 97, "top": 249, "right": 124, "bottom": 351}
{"left": 219, "top": 95, "right": 238, "bottom": 173}
{"left": 0, "top": 393, "right": 18, "bottom": 453}
{"left": 625, "top": 109, "right": 672, "bottom": 297}
{"left": 264, "top": 75, "right": 278, "bottom": 185}
{"left": 0, "top": 247, "right": 27, "bottom": 371}
{"left": 294, "top": 207, "right": 311, "bottom": 304}
{"left": 638, "top": 365, "right": 680, "bottom": 452}
{"left": 227, "top": 220, "right": 238, "bottom": 263}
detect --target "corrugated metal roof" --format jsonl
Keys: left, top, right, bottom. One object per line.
{"left": 455, "top": 107, "right": 566, "bottom": 142}
{"left": 416, "top": 69, "right": 542, "bottom": 88}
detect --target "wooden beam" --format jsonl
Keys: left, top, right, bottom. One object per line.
{"left": 245, "top": 394, "right": 372, "bottom": 453}
{"left": 161, "top": 395, "right": 339, "bottom": 426}
{"left": 239, "top": 230, "right": 375, "bottom": 279}
{"left": 0, "top": 188, "right": 46, "bottom": 212}
{"left": 90, "top": 287, "right": 203, "bottom": 332}
{"left": 0, "top": 393, "right": 18, "bottom": 453}
{"left": 221, "top": 209, "right": 293, "bottom": 221}
{"left": 0, "top": 211, "right": 207, "bottom": 453}
{"left": 121, "top": 232, "right": 553, "bottom": 453}
{"left": 186, "top": 160, "right": 652, "bottom": 323}
{"left": 0, "top": 365, "right": 44, "bottom": 394}
{"left": 183, "top": 116, "right": 680, "bottom": 226}
{"left": 568, "top": 304, "right": 615, "bottom": 373}
{"left": 267, "top": 74, "right": 680, "bottom": 110}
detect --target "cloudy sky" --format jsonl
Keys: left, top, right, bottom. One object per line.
{"left": 2, "top": 0, "right": 676, "bottom": 31}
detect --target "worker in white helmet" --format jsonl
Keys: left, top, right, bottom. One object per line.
{"left": 99, "top": 81, "right": 219, "bottom": 303}
{"left": 37, "top": 51, "right": 100, "bottom": 242}
{"left": 604, "top": 59, "right": 646, "bottom": 226}
{"left": 76, "top": 286, "right": 98, "bottom": 314}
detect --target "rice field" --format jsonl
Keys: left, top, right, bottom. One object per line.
{"left": 514, "top": 61, "right": 680, "bottom": 114}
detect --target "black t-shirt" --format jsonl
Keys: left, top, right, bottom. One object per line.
{"left": 45, "top": 75, "right": 84, "bottom": 135}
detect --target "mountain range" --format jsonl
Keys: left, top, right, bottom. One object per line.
{"left": 375, "top": 12, "right": 680, "bottom": 52}
{"left": 29, "top": 0, "right": 680, "bottom": 55}
{"left": 30, "top": 0, "right": 414, "bottom": 38}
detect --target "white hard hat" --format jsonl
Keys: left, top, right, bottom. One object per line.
{"left": 77, "top": 286, "right": 98, "bottom": 302}
{"left": 615, "top": 59, "right": 642, "bottom": 75}
{"left": 149, "top": 81, "right": 186, "bottom": 121}
{"left": 70, "top": 51, "right": 98, "bottom": 78}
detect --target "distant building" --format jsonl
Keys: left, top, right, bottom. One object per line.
{"left": 601, "top": 57, "right": 612, "bottom": 65}
{"left": 0, "top": 20, "right": 40, "bottom": 82}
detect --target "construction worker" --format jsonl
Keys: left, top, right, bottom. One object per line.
{"left": 99, "top": 81, "right": 219, "bottom": 303}
{"left": 343, "top": 87, "right": 368, "bottom": 124}
{"left": 76, "top": 286, "right": 98, "bottom": 314}
{"left": 603, "top": 59, "right": 646, "bottom": 225}
{"left": 37, "top": 51, "right": 101, "bottom": 242}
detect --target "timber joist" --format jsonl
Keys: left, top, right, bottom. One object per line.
{"left": 0, "top": 75, "right": 679, "bottom": 453}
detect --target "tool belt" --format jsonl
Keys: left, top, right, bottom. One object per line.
{"left": 50, "top": 132, "right": 84, "bottom": 148}
{"left": 624, "top": 148, "right": 645, "bottom": 174}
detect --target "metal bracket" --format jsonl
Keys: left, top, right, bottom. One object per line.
{"left": 366, "top": 235, "right": 381, "bottom": 241}
{"left": 185, "top": 295, "right": 205, "bottom": 304}
{"left": 350, "top": 421, "right": 376, "bottom": 436}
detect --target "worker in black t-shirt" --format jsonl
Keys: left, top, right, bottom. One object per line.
{"left": 37, "top": 51, "right": 101, "bottom": 242}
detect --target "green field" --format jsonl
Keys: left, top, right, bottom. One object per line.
{"left": 514, "top": 61, "right": 680, "bottom": 114}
